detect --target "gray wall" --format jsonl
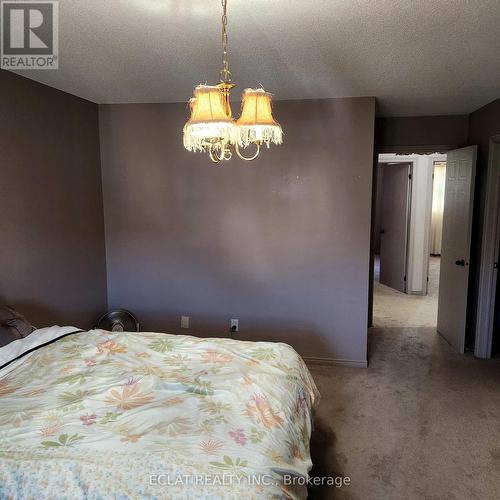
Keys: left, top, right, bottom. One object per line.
{"left": 0, "top": 70, "right": 107, "bottom": 329}
{"left": 376, "top": 115, "right": 469, "bottom": 153}
{"left": 99, "top": 98, "right": 375, "bottom": 363}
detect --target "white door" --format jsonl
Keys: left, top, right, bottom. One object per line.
{"left": 437, "top": 146, "right": 477, "bottom": 352}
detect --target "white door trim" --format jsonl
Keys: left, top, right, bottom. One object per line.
{"left": 474, "top": 137, "right": 500, "bottom": 358}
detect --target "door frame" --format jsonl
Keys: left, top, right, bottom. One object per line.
{"left": 405, "top": 163, "right": 413, "bottom": 294}
{"left": 474, "top": 137, "right": 500, "bottom": 358}
{"left": 368, "top": 146, "right": 453, "bottom": 331}
{"left": 377, "top": 153, "right": 446, "bottom": 295}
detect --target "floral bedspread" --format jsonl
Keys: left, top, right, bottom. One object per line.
{"left": 0, "top": 328, "right": 319, "bottom": 499}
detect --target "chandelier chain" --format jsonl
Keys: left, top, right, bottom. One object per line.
{"left": 220, "top": 0, "right": 231, "bottom": 82}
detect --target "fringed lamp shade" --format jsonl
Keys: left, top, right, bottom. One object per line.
{"left": 183, "top": 85, "right": 237, "bottom": 152}
{"left": 236, "top": 88, "right": 283, "bottom": 147}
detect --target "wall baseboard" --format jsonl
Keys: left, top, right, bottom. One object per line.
{"left": 303, "top": 356, "right": 368, "bottom": 368}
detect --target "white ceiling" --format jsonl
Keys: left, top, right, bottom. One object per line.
{"left": 12, "top": 0, "right": 500, "bottom": 116}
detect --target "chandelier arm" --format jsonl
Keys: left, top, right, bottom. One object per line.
{"left": 209, "top": 144, "right": 223, "bottom": 163}
{"left": 222, "top": 147, "right": 232, "bottom": 161}
{"left": 235, "top": 141, "right": 261, "bottom": 161}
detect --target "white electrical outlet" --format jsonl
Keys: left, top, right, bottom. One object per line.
{"left": 230, "top": 319, "right": 239, "bottom": 332}
{"left": 181, "top": 316, "right": 189, "bottom": 329}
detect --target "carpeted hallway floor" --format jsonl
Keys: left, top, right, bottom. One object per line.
{"left": 372, "top": 256, "right": 440, "bottom": 328}
{"left": 307, "top": 328, "right": 500, "bottom": 499}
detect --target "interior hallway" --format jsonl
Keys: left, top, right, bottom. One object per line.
{"left": 305, "top": 255, "right": 500, "bottom": 499}
{"left": 308, "top": 327, "right": 500, "bottom": 499}
{"left": 373, "top": 256, "right": 440, "bottom": 328}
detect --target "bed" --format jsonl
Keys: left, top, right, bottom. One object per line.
{"left": 0, "top": 326, "right": 319, "bottom": 499}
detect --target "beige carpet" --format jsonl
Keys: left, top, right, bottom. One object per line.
{"left": 373, "top": 256, "right": 440, "bottom": 328}
{"left": 307, "top": 328, "right": 500, "bottom": 499}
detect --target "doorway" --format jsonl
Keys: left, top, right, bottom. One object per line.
{"left": 475, "top": 137, "right": 500, "bottom": 358}
{"left": 372, "top": 154, "right": 446, "bottom": 328}
{"left": 369, "top": 144, "right": 500, "bottom": 359}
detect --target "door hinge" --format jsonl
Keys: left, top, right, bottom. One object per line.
{"left": 404, "top": 275, "right": 407, "bottom": 281}
{"left": 494, "top": 262, "right": 499, "bottom": 269}
{"left": 408, "top": 174, "right": 412, "bottom": 180}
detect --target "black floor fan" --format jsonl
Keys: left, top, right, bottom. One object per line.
{"left": 96, "top": 310, "right": 139, "bottom": 332}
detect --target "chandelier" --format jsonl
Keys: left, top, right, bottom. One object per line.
{"left": 182, "top": 0, "right": 283, "bottom": 163}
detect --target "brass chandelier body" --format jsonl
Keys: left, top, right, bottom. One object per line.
{"left": 182, "top": 0, "right": 283, "bottom": 163}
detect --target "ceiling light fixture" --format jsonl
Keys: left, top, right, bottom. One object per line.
{"left": 182, "top": 0, "right": 283, "bottom": 163}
